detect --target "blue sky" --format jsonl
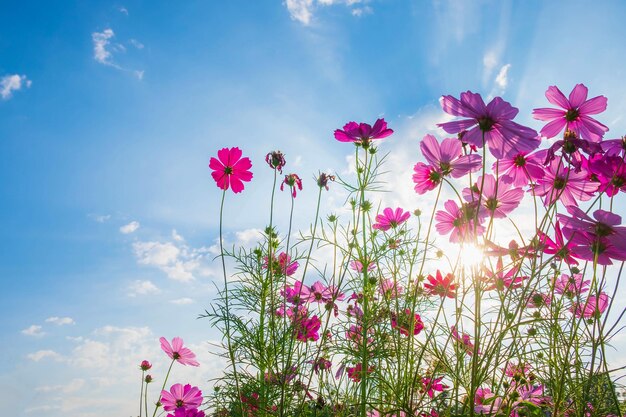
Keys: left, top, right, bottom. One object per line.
{"left": 2, "top": 1, "right": 626, "bottom": 416}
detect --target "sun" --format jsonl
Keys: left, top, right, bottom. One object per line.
{"left": 459, "top": 244, "right": 485, "bottom": 269}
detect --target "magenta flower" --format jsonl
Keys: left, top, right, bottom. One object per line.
{"left": 536, "top": 221, "right": 578, "bottom": 265}
{"left": 601, "top": 135, "right": 626, "bottom": 157}
{"left": 421, "top": 376, "right": 448, "bottom": 399}
{"left": 294, "top": 314, "right": 321, "bottom": 342}
{"left": 589, "top": 154, "right": 626, "bottom": 197}
{"left": 160, "top": 383, "right": 203, "bottom": 411}
{"left": 372, "top": 207, "right": 411, "bottom": 231}
{"left": 438, "top": 91, "right": 539, "bottom": 159}
{"left": 463, "top": 174, "right": 524, "bottom": 219}
{"left": 474, "top": 387, "right": 501, "bottom": 415}
{"left": 554, "top": 273, "right": 589, "bottom": 298}
{"left": 264, "top": 252, "right": 299, "bottom": 277}
{"left": 209, "top": 147, "right": 253, "bottom": 193}
{"left": 451, "top": 325, "right": 478, "bottom": 356}
{"left": 282, "top": 281, "right": 311, "bottom": 305}
{"left": 265, "top": 150, "right": 286, "bottom": 173}
{"left": 504, "top": 363, "right": 531, "bottom": 378}
{"left": 391, "top": 309, "right": 424, "bottom": 336}
{"left": 346, "top": 363, "right": 374, "bottom": 382}
{"left": 412, "top": 162, "right": 443, "bottom": 195}
{"left": 435, "top": 200, "right": 484, "bottom": 243}
{"left": 160, "top": 337, "right": 200, "bottom": 367}
{"left": 533, "top": 159, "right": 598, "bottom": 207}
{"left": 572, "top": 292, "right": 609, "bottom": 318}
{"left": 167, "top": 409, "right": 206, "bottom": 417}
{"left": 543, "top": 129, "right": 602, "bottom": 171}
{"left": 280, "top": 173, "right": 303, "bottom": 198}
{"left": 494, "top": 150, "right": 545, "bottom": 187}
{"left": 532, "top": 84, "right": 608, "bottom": 142}
{"left": 140, "top": 360, "right": 152, "bottom": 371}
{"left": 307, "top": 281, "right": 335, "bottom": 303}
{"left": 482, "top": 257, "right": 526, "bottom": 292}
{"left": 420, "top": 134, "right": 482, "bottom": 178}
{"left": 334, "top": 118, "right": 393, "bottom": 145}
{"left": 424, "top": 270, "right": 456, "bottom": 298}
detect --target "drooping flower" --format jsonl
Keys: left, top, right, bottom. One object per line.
{"left": 536, "top": 221, "right": 579, "bottom": 265}
{"left": 435, "top": 200, "right": 484, "bottom": 243}
{"left": 424, "top": 270, "right": 456, "bottom": 298}
{"left": 264, "top": 252, "right": 299, "bottom": 277}
{"left": 533, "top": 159, "right": 598, "bottom": 207}
{"left": 438, "top": 91, "right": 539, "bottom": 159}
{"left": 572, "top": 292, "right": 609, "bottom": 318}
{"left": 526, "top": 292, "right": 551, "bottom": 308}
{"left": 421, "top": 376, "right": 448, "bottom": 399}
{"left": 463, "top": 174, "right": 524, "bottom": 219}
{"left": 543, "top": 129, "right": 602, "bottom": 171}
{"left": 265, "top": 150, "right": 286, "bottom": 173}
{"left": 451, "top": 325, "right": 478, "bottom": 355}
{"left": 209, "top": 147, "right": 253, "bottom": 193}
{"left": 140, "top": 360, "right": 152, "bottom": 371}
{"left": 280, "top": 173, "right": 303, "bottom": 198}
{"left": 554, "top": 273, "right": 589, "bottom": 298}
{"left": 334, "top": 118, "right": 393, "bottom": 146}
{"left": 601, "top": 135, "right": 626, "bottom": 157}
{"left": 412, "top": 162, "right": 443, "bottom": 195}
{"left": 160, "top": 383, "right": 203, "bottom": 411}
{"left": 391, "top": 309, "right": 424, "bottom": 336}
{"left": 160, "top": 337, "right": 200, "bottom": 367}
{"left": 372, "top": 207, "right": 411, "bottom": 231}
{"left": 317, "top": 172, "right": 335, "bottom": 190}
{"left": 420, "top": 134, "right": 482, "bottom": 178}
{"left": 494, "top": 150, "right": 546, "bottom": 187}
{"left": 311, "top": 357, "right": 332, "bottom": 374}
{"left": 532, "top": 84, "right": 608, "bottom": 141}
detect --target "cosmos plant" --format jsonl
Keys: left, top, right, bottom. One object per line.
{"left": 135, "top": 84, "right": 626, "bottom": 417}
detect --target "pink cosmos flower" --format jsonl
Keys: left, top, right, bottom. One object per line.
{"left": 543, "top": 129, "right": 602, "bottom": 171}
{"left": 482, "top": 257, "right": 526, "bottom": 291}
{"left": 463, "top": 174, "right": 524, "bottom": 219}
{"left": 209, "top": 147, "right": 253, "bottom": 193}
{"left": 160, "top": 337, "right": 200, "bottom": 367}
{"left": 601, "top": 135, "right": 626, "bottom": 157}
{"left": 532, "top": 84, "right": 608, "bottom": 141}
{"left": 334, "top": 118, "right": 393, "bottom": 145}
{"left": 264, "top": 252, "right": 299, "bottom": 277}
{"left": 282, "top": 281, "right": 311, "bottom": 305}
{"left": 167, "top": 409, "right": 206, "bottom": 417}
{"left": 474, "top": 387, "right": 502, "bottom": 414}
{"left": 424, "top": 270, "right": 456, "bottom": 298}
{"left": 533, "top": 159, "right": 598, "bottom": 207}
{"left": 451, "top": 326, "right": 477, "bottom": 356}
{"left": 438, "top": 91, "right": 539, "bottom": 159}
{"left": 420, "top": 134, "right": 482, "bottom": 178}
{"left": 265, "top": 150, "right": 286, "bottom": 173}
{"left": 350, "top": 259, "right": 376, "bottom": 273}
{"left": 372, "top": 207, "right": 411, "bottom": 231}
{"left": 391, "top": 309, "right": 424, "bottom": 337}
{"left": 589, "top": 155, "right": 626, "bottom": 197}
{"left": 346, "top": 363, "right": 374, "bottom": 382}
{"left": 554, "top": 273, "right": 589, "bottom": 298}
{"left": 435, "top": 200, "right": 484, "bottom": 243}
{"left": 504, "top": 362, "right": 531, "bottom": 378}
{"left": 280, "top": 173, "right": 303, "bottom": 198}
{"left": 412, "top": 162, "right": 443, "bottom": 195}
{"left": 160, "top": 383, "right": 203, "bottom": 411}
{"left": 294, "top": 314, "right": 321, "bottom": 342}
{"left": 379, "top": 278, "right": 403, "bottom": 298}
{"left": 537, "top": 221, "right": 578, "bottom": 265}
{"left": 494, "top": 151, "right": 545, "bottom": 187}
{"left": 572, "top": 292, "right": 609, "bottom": 318}
{"left": 421, "top": 376, "right": 448, "bottom": 399}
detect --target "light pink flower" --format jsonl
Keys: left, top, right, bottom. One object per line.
{"left": 350, "top": 259, "right": 376, "bottom": 273}
{"left": 373, "top": 207, "right": 411, "bottom": 231}
{"left": 494, "top": 151, "right": 545, "bottom": 187}
{"left": 160, "top": 383, "right": 203, "bottom": 411}
{"left": 379, "top": 278, "right": 403, "bottom": 298}
{"left": 160, "top": 337, "right": 200, "bottom": 367}
{"left": 572, "top": 292, "right": 609, "bottom": 318}
{"left": 435, "top": 200, "right": 484, "bottom": 243}
{"left": 420, "top": 134, "right": 482, "bottom": 178}
{"left": 209, "top": 147, "right": 253, "bottom": 193}
{"left": 554, "top": 273, "right": 589, "bottom": 298}
{"left": 533, "top": 159, "right": 598, "bottom": 207}
{"left": 463, "top": 174, "right": 524, "bottom": 219}
{"left": 532, "top": 84, "right": 608, "bottom": 141}
{"left": 412, "top": 162, "right": 442, "bottom": 195}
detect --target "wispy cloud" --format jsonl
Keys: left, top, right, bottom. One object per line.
{"left": 27, "top": 350, "right": 64, "bottom": 362}
{"left": 45, "top": 316, "right": 75, "bottom": 326}
{"left": 88, "top": 213, "right": 111, "bottom": 223}
{"left": 285, "top": 0, "right": 372, "bottom": 25}
{"left": 1, "top": 74, "right": 31, "bottom": 100}
{"left": 128, "top": 280, "right": 160, "bottom": 296}
{"left": 129, "top": 39, "right": 144, "bottom": 49}
{"left": 170, "top": 297, "right": 194, "bottom": 305}
{"left": 495, "top": 63, "right": 511, "bottom": 90}
{"left": 119, "top": 6, "right": 129, "bottom": 16}
{"left": 120, "top": 220, "right": 140, "bottom": 234}
{"left": 92, "top": 28, "right": 144, "bottom": 79}
{"left": 21, "top": 325, "right": 45, "bottom": 337}
{"left": 36, "top": 378, "right": 85, "bottom": 393}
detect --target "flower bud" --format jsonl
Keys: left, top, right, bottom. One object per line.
{"left": 140, "top": 360, "right": 152, "bottom": 371}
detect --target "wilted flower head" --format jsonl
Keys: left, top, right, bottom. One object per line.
{"left": 265, "top": 150, "right": 286, "bottom": 173}
{"left": 160, "top": 337, "right": 200, "bottom": 367}
{"left": 334, "top": 118, "right": 393, "bottom": 147}
{"left": 281, "top": 173, "right": 303, "bottom": 198}
{"left": 317, "top": 172, "right": 335, "bottom": 190}
{"left": 209, "top": 147, "right": 253, "bottom": 193}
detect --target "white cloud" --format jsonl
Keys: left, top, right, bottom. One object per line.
{"left": 27, "top": 350, "right": 64, "bottom": 362}
{"left": 120, "top": 220, "right": 140, "bottom": 234}
{"left": 1, "top": 74, "right": 31, "bottom": 100}
{"left": 88, "top": 213, "right": 111, "bottom": 223}
{"left": 170, "top": 297, "right": 194, "bottom": 305}
{"left": 133, "top": 240, "right": 208, "bottom": 282}
{"left": 495, "top": 63, "right": 511, "bottom": 90}
{"left": 134, "top": 241, "right": 179, "bottom": 266}
{"left": 21, "top": 325, "right": 45, "bottom": 337}
{"left": 285, "top": 0, "right": 314, "bottom": 24}
{"left": 129, "top": 39, "right": 144, "bottom": 49}
{"left": 92, "top": 29, "right": 117, "bottom": 66}
{"left": 119, "top": 6, "right": 128, "bottom": 15}
{"left": 235, "top": 228, "right": 264, "bottom": 247}
{"left": 351, "top": 6, "right": 372, "bottom": 16}
{"left": 46, "top": 316, "right": 75, "bottom": 326}
{"left": 36, "top": 378, "right": 85, "bottom": 394}
{"left": 128, "top": 280, "right": 160, "bottom": 296}
{"left": 172, "top": 229, "right": 184, "bottom": 241}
